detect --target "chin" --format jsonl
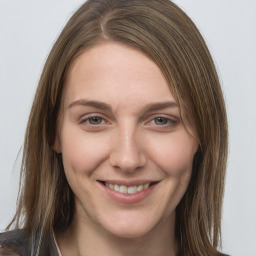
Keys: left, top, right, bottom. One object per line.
{"left": 100, "top": 214, "right": 160, "bottom": 239}
{"left": 108, "top": 226, "right": 153, "bottom": 239}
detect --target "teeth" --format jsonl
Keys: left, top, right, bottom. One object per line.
{"left": 137, "top": 184, "right": 144, "bottom": 192}
{"left": 105, "top": 183, "right": 151, "bottom": 194}
{"left": 128, "top": 186, "right": 137, "bottom": 194}
{"left": 120, "top": 185, "right": 128, "bottom": 193}
{"left": 144, "top": 183, "right": 150, "bottom": 189}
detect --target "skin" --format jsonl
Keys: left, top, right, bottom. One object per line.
{"left": 54, "top": 42, "right": 198, "bottom": 256}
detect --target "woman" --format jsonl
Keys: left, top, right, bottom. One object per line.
{"left": 0, "top": 0, "right": 228, "bottom": 255}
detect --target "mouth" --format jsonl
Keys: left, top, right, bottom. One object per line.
{"left": 98, "top": 181, "right": 159, "bottom": 195}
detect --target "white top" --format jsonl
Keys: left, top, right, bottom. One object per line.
{"left": 53, "top": 233, "right": 63, "bottom": 256}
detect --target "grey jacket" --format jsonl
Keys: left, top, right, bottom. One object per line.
{"left": 0, "top": 230, "right": 59, "bottom": 256}
{"left": 0, "top": 229, "right": 230, "bottom": 256}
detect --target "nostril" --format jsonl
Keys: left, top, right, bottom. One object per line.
{"left": 109, "top": 153, "right": 147, "bottom": 172}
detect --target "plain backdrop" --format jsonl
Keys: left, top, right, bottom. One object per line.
{"left": 0, "top": 1, "right": 256, "bottom": 255}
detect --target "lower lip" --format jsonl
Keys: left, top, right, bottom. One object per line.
{"left": 97, "top": 182, "right": 158, "bottom": 204}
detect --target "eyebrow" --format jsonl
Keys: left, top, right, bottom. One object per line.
{"left": 68, "top": 99, "right": 112, "bottom": 111}
{"left": 68, "top": 99, "right": 178, "bottom": 113}
{"left": 142, "top": 101, "right": 178, "bottom": 113}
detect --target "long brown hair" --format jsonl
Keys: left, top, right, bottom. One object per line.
{"left": 7, "top": 0, "right": 228, "bottom": 255}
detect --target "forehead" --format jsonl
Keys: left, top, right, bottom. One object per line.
{"left": 63, "top": 42, "right": 177, "bottom": 110}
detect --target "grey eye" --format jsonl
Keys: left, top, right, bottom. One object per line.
{"left": 88, "top": 116, "right": 103, "bottom": 125}
{"left": 154, "top": 117, "right": 168, "bottom": 125}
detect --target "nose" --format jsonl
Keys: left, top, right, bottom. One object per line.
{"left": 109, "top": 126, "right": 147, "bottom": 172}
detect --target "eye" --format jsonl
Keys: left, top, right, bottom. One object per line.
{"left": 146, "top": 115, "right": 178, "bottom": 130}
{"left": 87, "top": 116, "right": 103, "bottom": 125}
{"left": 79, "top": 114, "right": 110, "bottom": 132}
{"left": 79, "top": 114, "right": 107, "bottom": 127}
{"left": 154, "top": 117, "right": 169, "bottom": 125}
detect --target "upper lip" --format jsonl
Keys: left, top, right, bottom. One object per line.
{"left": 97, "top": 180, "right": 160, "bottom": 186}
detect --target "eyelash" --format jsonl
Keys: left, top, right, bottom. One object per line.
{"left": 146, "top": 116, "right": 177, "bottom": 128}
{"left": 79, "top": 114, "right": 178, "bottom": 129}
{"left": 80, "top": 115, "right": 107, "bottom": 126}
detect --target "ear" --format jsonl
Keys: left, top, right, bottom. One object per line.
{"left": 52, "top": 134, "right": 62, "bottom": 153}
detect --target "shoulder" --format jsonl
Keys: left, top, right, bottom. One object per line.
{"left": 0, "top": 230, "right": 59, "bottom": 256}
{"left": 0, "top": 229, "right": 29, "bottom": 242}
{"left": 0, "top": 229, "right": 29, "bottom": 256}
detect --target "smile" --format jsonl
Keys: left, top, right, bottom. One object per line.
{"left": 97, "top": 181, "right": 159, "bottom": 204}
{"left": 105, "top": 183, "right": 150, "bottom": 194}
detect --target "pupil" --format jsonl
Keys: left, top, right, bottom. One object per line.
{"left": 155, "top": 117, "right": 167, "bottom": 125}
{"left": 89, "top": 117, "right": 101, "bottom": 124}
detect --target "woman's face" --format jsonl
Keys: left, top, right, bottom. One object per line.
{"left": 55, "top": 42, "right": 198, "bottom": 238}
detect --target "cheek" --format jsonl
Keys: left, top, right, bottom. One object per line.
{"left": 147, "top": 130, "right": 198, "bottom": 176}
{"left": 60, "top": 126, "right": 110, "bottom": 177}
{"left": 149, "top": 132, "right": 197, "bottom": 218}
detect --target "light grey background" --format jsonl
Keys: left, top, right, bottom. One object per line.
{"left": 0, "top": 1, "right": 255, "bottom": 255}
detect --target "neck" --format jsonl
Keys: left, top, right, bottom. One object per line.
{"left": 56, "top": 211, "right": 180, "bottom": 256}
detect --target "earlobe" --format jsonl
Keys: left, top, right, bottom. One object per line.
{"left": 53, "top": 135, "right": 62, "bottom": 153}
